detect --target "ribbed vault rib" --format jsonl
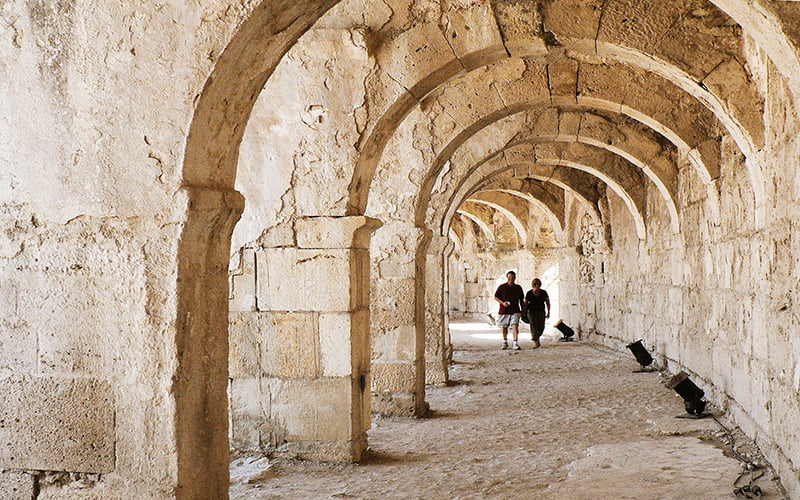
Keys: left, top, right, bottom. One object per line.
{"left": 446, "top": 164, "right": 605, "bottom": 229}
{"left": 455, "top": 208, "right": 497, "bottom": 243}
{"left": 351, "top": 8, "right": 772, "bottom": 216}
{"left": 480, "top": 187, "right": 566, "bottom": 240}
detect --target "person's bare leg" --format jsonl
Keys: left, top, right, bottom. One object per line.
{"left": 501, "top": 326, "right": 509, "bottom": 349}
{"left": 511, "top": 323, "right": 521, "bottom": 349}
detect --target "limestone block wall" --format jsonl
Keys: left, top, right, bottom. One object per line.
{"left": 560, "top": 53, "right": 800, "bottom": 498}
{"left": 0, "top": 1, "right": 283, "bottom": 497}
{"left": 227, "top": 26, "right": 382, "bottom": 450}
{"left": 228, "top": 217, "right": 379, "bottom": 461}
{"left": 369, "top": 223, "right": 428, "bottom": 416}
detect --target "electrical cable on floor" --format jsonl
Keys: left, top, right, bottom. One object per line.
{"left": 733, "top": 469, "right": 764, "bottom": 499}
{"left": 711, "top": 415, "right": 764, "bottom": 499}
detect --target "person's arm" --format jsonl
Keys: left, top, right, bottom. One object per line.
{"left": 494, "top": 286, "right": 509, "bottom": 307}
{"left": 545, "top": 294, "right": 551, "bottom": 318}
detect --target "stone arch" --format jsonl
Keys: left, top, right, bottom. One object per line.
{"left": 171, "top": 0, "right": 800, "bottom": 495}
{"left": 346, "top": 0, "right": 800, "bottom": 217}
{"left": 457, "top": 133, "right": 679, "bottom": 234}
{"left": 454, "top": 159, "right": 646, "bottom": 239}
{"left": 480, "top": 168, "right": 604, "bottom": 224}
{"left": 466, "top": 193, "right": 531, "bottom": 248}
{"left": 475, "top": 188, "right": 566, "bottom": 242}
{"left": 411, "top": 99, "right": 715, "bottom": 232}
{"left": 455, "top": 208, "right": 497, "bottom": 244}
{"left": 437, "top": 143, "right": 651, "bottom": 240}
{"left": 480, "top": 139, "right": 679, "bottom": 234}
{"left": 176, "top": 1, "right": 366, "bottom": 496}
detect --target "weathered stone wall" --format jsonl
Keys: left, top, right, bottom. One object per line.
{"left": 228, "top": 27, "right": 378, "bottom": 453}
{"left": 3, "top": 0, "right": 800, "bottom": 498}
{"left": 232, "top": 27, "right": 372, "bottom": 250}
{"left": 0, "top": 0, "right": 342, "bottom": 497}
{"left": 560, "top": 50, "right": 800, "bottom": 498}
{"left": 0, "top": 1, "right": 252, "bottom": 497}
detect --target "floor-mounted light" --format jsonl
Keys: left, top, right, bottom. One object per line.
{"left": 666, "top": 371, "right": 709, "bottom": 418}
{"left": 553, "top": 320, "right": 575, "bottom": 342}
{"left": 626, "top": 340, "right": 654, "bottom": 373}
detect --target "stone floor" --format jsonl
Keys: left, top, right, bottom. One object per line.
{"left": 230, "top": 320, "right": 785, "bottom": 499}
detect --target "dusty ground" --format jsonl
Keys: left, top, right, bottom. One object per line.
{"left": 231, "top": 321, "right": 785, "bottom": 499}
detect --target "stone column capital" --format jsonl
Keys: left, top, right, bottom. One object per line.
{"left": 425, "top": 231, "right": 452, "bottom": 255}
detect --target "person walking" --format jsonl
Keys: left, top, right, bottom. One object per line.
{"left": 524, "top": 278, "right": 550, "bottom": 348}
{"left": 494, "top": 270, "right": 525, "bottom": 350}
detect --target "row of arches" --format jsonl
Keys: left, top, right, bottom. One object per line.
{"left": 201, "top": 1, "right": 800, "bottom": 499}
{"left": 3, "top": 0, "right": 800, "bottom": 498}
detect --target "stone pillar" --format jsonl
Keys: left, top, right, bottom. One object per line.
{"left": 424, "top": 235, "right": 452, "bottom": 385}
{"left": 229, "top": 216, "right": 380, "bottom": 463}
{"left": 175, "top": 186, "right": 245, "bottom": 499}
{"left": 557, "top": 245, "right": 584, "bottom": 330}
{"left": 370, "top": 224, "right": 429, "bottom": 417}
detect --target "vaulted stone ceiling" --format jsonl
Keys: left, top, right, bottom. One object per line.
{"left": 301, "top": 0, "right": 771, "bottom": 247}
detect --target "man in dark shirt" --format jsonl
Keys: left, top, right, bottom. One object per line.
{"left": 524, "top": 278, "right": 550, "bottom": 348}
{"left": 494, "top": 270, "right": 525, "bottom": 350}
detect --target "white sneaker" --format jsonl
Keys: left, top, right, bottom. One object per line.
{"left": 512, "top": 341, "right": 521, "bottom": 351}
{"left": 501, "top": 342, "right": 509, "bottom": 350}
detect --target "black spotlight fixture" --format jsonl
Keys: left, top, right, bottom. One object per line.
{"left": 666, "top": 371, "right": 709, "bottom": 419}
{"left": 553, "top": 320, "right": 575, "bottom": 342}
{"left": 626, "top": 340, "right": 654, "bottom": 373}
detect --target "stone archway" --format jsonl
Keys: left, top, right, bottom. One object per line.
{"left": 177, "top": 2, "right": 343, "bottom": 497}
{"left": 176, "top": 1, "right": 800, "bottom": 498}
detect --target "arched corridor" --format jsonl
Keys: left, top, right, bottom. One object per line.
{"left": 230, "top": 321, "right": 784, "bottom": 498}
{"left": 3, "top": 0, "right": 800, "bottom": 498}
